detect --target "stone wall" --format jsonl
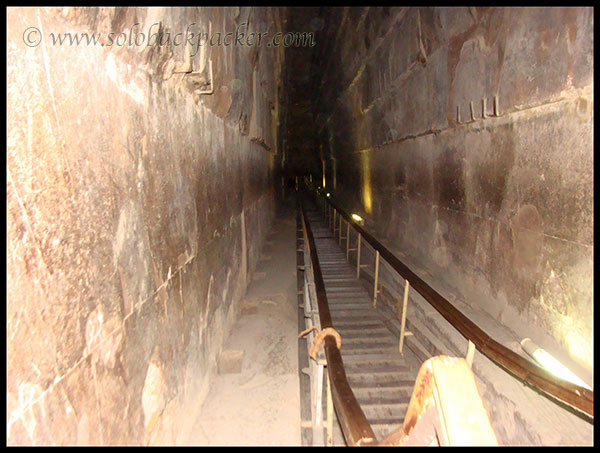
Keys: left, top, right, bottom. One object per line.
{"left": 7, "top": 6, "right": 285, "bottom": 445}
{"left": 314, "top": 7, "right": 593, "bottom": 372}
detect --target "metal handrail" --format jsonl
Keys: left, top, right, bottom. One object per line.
{"left": 310, "top": 188, "right": 593, "bottom": 420}
{"left": 299, "top": 195, "right": 378, "bottom": 446}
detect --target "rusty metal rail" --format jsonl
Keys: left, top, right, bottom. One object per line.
{"left": 309, "top": 187, "right": 593, "bottom": 420}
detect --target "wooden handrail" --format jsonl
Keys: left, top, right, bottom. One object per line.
{"left": 299, "top": 196, "right": 378, "bottom": 446}
{"left": 311, "top": 188, "right": 593, "bottom": 420}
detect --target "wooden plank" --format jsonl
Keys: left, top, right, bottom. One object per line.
{"left": 348, "top": 373, "right": 415, "bottom": 386}
{"left": 345, "top": 363, "right": 409, "bottom": 374}
{"left": 341, "top": 353, "right": 400, "bottom": 363}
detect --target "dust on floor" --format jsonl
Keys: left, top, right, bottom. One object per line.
{"left": 183, "top": 206, "right": 301, "bottom": 446}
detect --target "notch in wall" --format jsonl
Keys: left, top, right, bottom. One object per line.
{"left": 169, "top": 21, "right": 214, "bottom": 96}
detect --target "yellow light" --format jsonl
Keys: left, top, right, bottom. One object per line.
{"left": 521, "top": 339, "right": 591, "bottom": 390}
{"left": 351, "top": 213, "right": 364, "bottom": 223}
{"left": 360, "top": 152, "right": 372, "bottom": 214}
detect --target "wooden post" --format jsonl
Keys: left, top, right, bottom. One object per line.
{"left": 373, "top": 250, "right": 380, "bottom": 308}
{"left": 315, "top": 363, "right": 324, "bottom": 445}
{"left": 338, "top": 215, "right": 343, "bottom": 245}
{"left": 356, "top": 233, "right": 362, "bottom": 278}
{"left": 399, "top": 279, "right": 411, "bottom": 355}
{"left": 345, "top": 222, "right": 351, "bottom": 260}
{"left": 466, "top": 340, "right": 476, "bottom": 368}
{"left": 332, "top": 209, "right": 337, "bottom": 235}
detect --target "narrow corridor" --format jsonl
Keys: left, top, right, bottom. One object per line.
{"left": 6, "top": 6, "right": 593, "bottom": 447}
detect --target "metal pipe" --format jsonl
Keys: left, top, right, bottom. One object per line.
{"left": 356, "top": 233, "right": 362, "bottom": 278}
{"left": 326, "top": 373, "right": 333, "bottom": 446}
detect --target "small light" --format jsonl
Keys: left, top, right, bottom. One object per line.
{"left": 521, "top": 339, "right": 591, "bottom": 390}
{"left": 351, "top": 213, "right": 364, "bottom": 223}
{"left": 326, "top": 192, "right": 331, "bottom": 198}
